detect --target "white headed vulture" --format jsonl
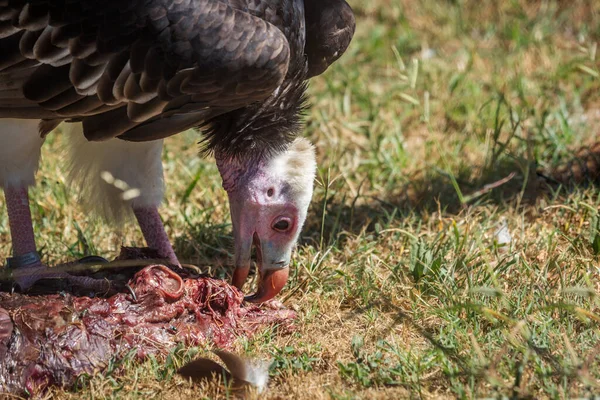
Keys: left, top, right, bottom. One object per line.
{"left": 0, "top": 0, "right": 355, "bottom": 302}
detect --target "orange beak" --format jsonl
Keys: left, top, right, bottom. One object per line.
{"left": 243, "top": 267, "right": 289, "bottom": 303}
{"left": 232, "top": 265, "right": 250, "bottom": 290}
{"left": 231, "top": 233, "right": 290, "bottom": 303}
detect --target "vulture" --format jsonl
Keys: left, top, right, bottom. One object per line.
{"left": 0, "top": 0, "right": 355, "bottom": 302}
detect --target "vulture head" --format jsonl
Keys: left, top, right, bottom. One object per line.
{"left": 216, "top": 138, "right": 316, "bottom": 302}
{"left": 200, "top": 0, "right": 355, "bottom": 302}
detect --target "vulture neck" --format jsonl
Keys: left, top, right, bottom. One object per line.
{"left": 215, "top": 152, "right": 262, "bottom": 194}
{"left": 202, "top": 63, "right": 309, "bottom": 160}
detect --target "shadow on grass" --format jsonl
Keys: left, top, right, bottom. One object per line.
{"left": 171, "top": 156, "right": 532, "bottom": 272}
{"left": 301, "top": 156, "right": 540, "bottom": 247}
{"left": 172, "top": 144, "right": 600, "bottom": 271}
{"left": 304, "top": 140, "right": 600, "bottom": 248}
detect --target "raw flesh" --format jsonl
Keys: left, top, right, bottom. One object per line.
{"left": 0, "top": 248, "right": 295, "bottom": 396}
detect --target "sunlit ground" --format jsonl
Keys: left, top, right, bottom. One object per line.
{"left": 1, "top": 1, "right": 600, "bottom": 398}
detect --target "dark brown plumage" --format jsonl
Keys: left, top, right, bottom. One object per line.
{"left": 0, "top": 0, "right": 355, "bottom": 157}
{"left": 304, "top": 0, "right": 356, "bottom": 78}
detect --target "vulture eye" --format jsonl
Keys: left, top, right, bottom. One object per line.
{"left": 267, "top": 188, "right": 275, "bottom": 197}
{"left": 272, "top": 218, "right": 292, "bottom": 232}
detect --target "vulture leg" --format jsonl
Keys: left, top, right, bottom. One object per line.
{"left": 133, "top": 207, "right": 179, "bottom": 266}
{"left": 1, "top": 120, "right": 110, "bottom": 292}
{"left": 4, "top": 186, "right": 37, "bottom": 257}
{"left": 0, "top": 119, "right": 47, "bottom": 290}
{"left": 4, "top": 189, "right": 111, "bottom": 292}
{"left": 3, "top": 185, "right": 51, "bottom": 290}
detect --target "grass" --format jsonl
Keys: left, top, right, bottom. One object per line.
{"left": 2, "top": 0, "right": 600, "bottom": 398}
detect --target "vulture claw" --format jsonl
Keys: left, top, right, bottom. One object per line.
{"left": 5, "top": 255, "right": 112, "bottom": 294}
{"left": 10, "top": 266, "right": 63, "bottom": 293}
{"left": 125, "top": 283, "right": 137, "bottom": 303}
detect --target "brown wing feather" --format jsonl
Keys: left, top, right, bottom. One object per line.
{"left": 178, "top": 357, "right": 231, "bottom": 382}
{"left": 304, "top": 0, "right": 355, "bottom": 78}
{"left": 0, "top": 0, "right": 293, "bottom": 143}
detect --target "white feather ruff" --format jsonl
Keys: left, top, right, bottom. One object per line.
{"left": 267, "top": 137, "right": 316, "bottom": 203}
{"left": 0, "top": 119, "right": 44, "bottom": 188}
{"left": 266, "top": 137, "right": 317, "bottom": 237}
{"left": 66, "top": 123, "right": 165, "bottom": 223}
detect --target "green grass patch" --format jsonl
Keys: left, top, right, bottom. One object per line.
{"left": 2, "top": 0, "right": 600, "bottom": 398}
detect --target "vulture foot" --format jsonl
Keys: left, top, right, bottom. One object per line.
{"left": 4, "top": 255, "right": 115, "bottom": 295}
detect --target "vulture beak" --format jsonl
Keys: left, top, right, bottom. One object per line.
{"left": 229, "top": 201, "right": 296, "bottom": 303}
{"left": 217, "top": 138, "right": 316, "bottom": 303}
{"left": 247, "top": 233, "right": 291, "bottom": 302}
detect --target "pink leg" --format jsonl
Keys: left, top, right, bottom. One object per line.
{"left": 133, "top": 207, "right": 180, "bottom": 266}
{"left": 5, "top": 186, "right": 37, "bottom": 257}
{"left": 3, "top": 185, "right": 57, "bottom": 290}
{"left": 3, "top": 186, "right": 112, "bottom": 293}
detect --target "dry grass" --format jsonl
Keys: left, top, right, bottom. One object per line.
{"left": 2, "top": 0, "right": 600, "bottom": 398}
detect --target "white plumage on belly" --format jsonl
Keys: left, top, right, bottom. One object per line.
{"left": 0, "top": 119, "right": 44, "bottom": 188}
{"left": 0, "top": 119, "right": 165, "bottom": 224}
{"left": 66, "top": 124, "right": 165, "bottom": 223}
